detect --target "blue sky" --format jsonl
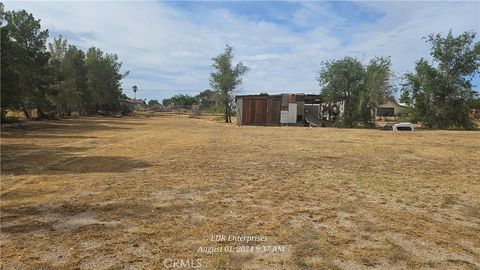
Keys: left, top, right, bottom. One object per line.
{"left": 5, "top": 1, "right": 480, "bottom": 102}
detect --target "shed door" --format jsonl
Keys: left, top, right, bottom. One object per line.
{"left": 266, "top": 99, "right": 281, "bottom": 125}
{"left": 242, "top": 99, "right": 256, "bottom": 125}
{"left": 254, "top": 99, "right": 267, "bottom": 125}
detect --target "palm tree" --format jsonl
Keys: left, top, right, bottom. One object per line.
{"left": 132, "top": 85, "right": 138, "bottom": 100}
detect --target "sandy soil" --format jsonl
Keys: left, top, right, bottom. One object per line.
{"left": 1, "top": 115, "right": 479, "bottom": 269}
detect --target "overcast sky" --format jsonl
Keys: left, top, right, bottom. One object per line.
{"left": 5, "top": 1, "right": 480, "bottom": 101}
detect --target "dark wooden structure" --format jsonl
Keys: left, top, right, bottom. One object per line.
{"left": 236, "top": 95, "right": 282, "bottom": 125}
{"left": 235, "top": 94, "right": 322, "bottom": 126}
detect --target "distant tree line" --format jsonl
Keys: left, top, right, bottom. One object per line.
{"left": 161, "top": 89, "right": 222, "bottom": 111}
{"left": 162, "top": 94, "right": 198, "bottom": 109}
{"left": 318, "top": 31, "right": 480, "bottom": 130}
{"left": 1, "top": 5, "right": 128, "bottom": 121}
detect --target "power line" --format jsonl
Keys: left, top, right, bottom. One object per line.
{"left": 131, "top": 89, "right": 203, "bottom": 92}
{"left": 130, "top": 89, "right": 319, "bottom": 93}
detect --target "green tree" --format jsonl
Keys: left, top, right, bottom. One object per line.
{"left": 1, "top": 8, "right": 51, "bottom": 118}
{"left": 399, "top": 90, "right": 412, "bottom": 105}
{"left": 318, "top": 57, "right": 364, "bottom": 127}
{"left": 63, "top": 45, "right": 88, "bottom": 115}
{"left": 85, "top": 47, "right": 128, "bottom": 112}
{"left": 209, "top": 45, "right": 249, "bottom": 123}
{"left": 358, "top": 57, "right": 393, "bottom": 126}
{"left": 48, "top": 36, "right": 88, "bottom": 116}
{"left": 195, "top": 89, "right": 217, "bottom": 110}
{"left": 162, "top": 94, "right": 197, "bottom": 108}
{"left": 402, "top": 31, "right": 480, "bottom": 129}
{"left": 148, "top": 99, "right": 160, "bottom": 107}
{"left": 1, "top": 6, "right": 130, "bottom": 119}
{"left": 48, "top": 35, "right": 68, "bottom": 116}
{"left": 318, "top": 57, "right": 392, "bottom": 127}
{"left": 1, "top": 4, "right": 21, "bottom": 120}
{"left": 469, "top": 94, "right": 480, "bottom": 109}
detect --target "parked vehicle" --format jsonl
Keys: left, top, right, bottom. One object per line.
{"left": 393, "top": 122, "right": 415, "bottom": 131}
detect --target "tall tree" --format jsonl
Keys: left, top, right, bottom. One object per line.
{"left": 358, "top": 57, "right": 393, "bottom": 126}
{"left": 318, "top": 57, "right": 364, "bottom": 127}
{"left": 48, "top": 35, "right": 68, "bottom": 115}
{"left": 402, "top": 31, "right": 480, "bottom": 129}
{"left": 1, "top": 8, "right": 51, "bottom": 118}
{"left": 63, "top": 45, "right": 88, "bottom": 115}
{"left": 1, "top": 4, "right": 21, "bottom": 120}
{"left": 48, "top": 36, "right": 89, "bottom": 116}
{"left": 317, "top": 56, "right": 393, "bottom": 127}
{"left": 85, "top": 47, "right": 128, "bottom": 112}
{"left": 210, "top": 45, "right": 248, "bottom": 123}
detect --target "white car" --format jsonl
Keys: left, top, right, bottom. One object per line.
{"left": 393, "top": 122, "right": 414, "bottom": 131}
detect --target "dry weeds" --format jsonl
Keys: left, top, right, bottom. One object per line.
{"left": 1, "top": 115, "right": 479, "bottom": 269}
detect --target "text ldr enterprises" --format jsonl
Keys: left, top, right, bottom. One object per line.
{"left": 210, "top": 235, "right": 268, "bottom": 243}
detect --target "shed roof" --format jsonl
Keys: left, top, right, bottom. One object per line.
{"left": 235, "top": 93, "right": 321, "bottom": 101}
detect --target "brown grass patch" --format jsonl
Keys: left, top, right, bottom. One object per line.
{"left": 1, "top": 116, "right": 479, "bottom": 269}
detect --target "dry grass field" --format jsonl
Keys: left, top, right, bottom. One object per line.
{"left": 1, "top": 115, "right": 479, "bottom": 269}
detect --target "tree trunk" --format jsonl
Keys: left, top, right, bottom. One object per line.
{"left": 37, "top": 107, "right": 49, "bottom": 119}
{"left": 225, "top": 105, "right": 229, "bottom": 123}
{"left": 22, "top": 104, "right": 31, "bottom": 119}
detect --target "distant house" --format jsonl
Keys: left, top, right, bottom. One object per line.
{"left": 376, "top": 99, "right": 410, "bottom": 118}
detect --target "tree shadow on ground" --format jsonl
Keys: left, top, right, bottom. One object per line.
{"left": 1, "top": 134, "right": 99, "bottom": 139}
{"left": 1, "top": 144, "right": 150, "bottom": 175}
{"left": 83, "top": 119, "right": 147, "bottom": 126}
{"left": 1, "top": 117, "right": 139, "bottom": 138}
{"left": 47, "top": 156, "right": 150, "bottom": 174}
